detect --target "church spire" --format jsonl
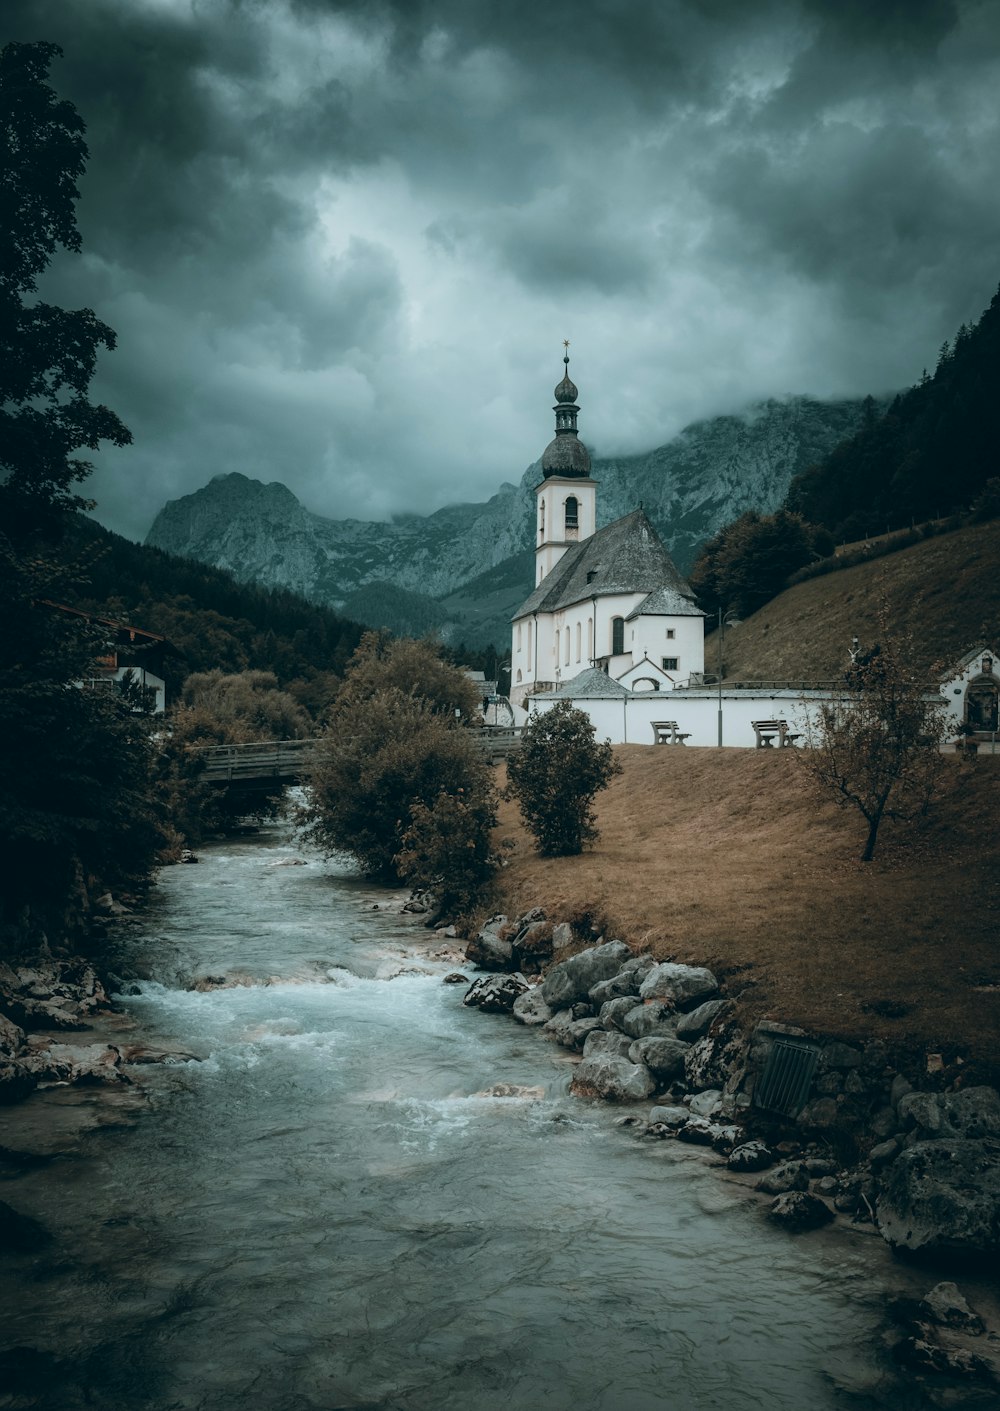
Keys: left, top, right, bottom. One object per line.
{"left": 541, "top": 342, "right": 591, "bottom": 478}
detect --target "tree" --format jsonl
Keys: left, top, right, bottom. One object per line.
{"left": 1, "top": 41, "right": 131, "bottom": 540}
{"left": 689, "top": 510, "right": 832, "bottom": 618}
{"left": 395, "top": 784, "right": 498, "bottom": 917}
{"left": 799, "top": 606, "right": 946, "bottom": 862}
{"left": 506, "top": 700, "right": 621, "bottom": 856}
{"left": 300, "top": 639, "right": 494, "bottom": 885}
{"left": 0, "top": 44, "right": 159, "bottom": 948}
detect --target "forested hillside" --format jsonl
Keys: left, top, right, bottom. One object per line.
{"left": 62, "top": 516, "right": 365, "bottom": 709}
{"left": 786, "top": 284, "right": 1000, "bottom": 540}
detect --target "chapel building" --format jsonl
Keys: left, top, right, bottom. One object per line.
{"left": 509, "top": 355, "right": 705, "bottom": 711}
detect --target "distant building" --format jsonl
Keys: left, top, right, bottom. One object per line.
{"left": 45, "top": 602, "right": 171, "bottom": 713}
{"left": 510, "top": 354, "right": 705, "bottom": 711}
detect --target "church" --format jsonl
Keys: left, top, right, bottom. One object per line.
{"left": 509, "top": 353, "right": 706, "bottom": 713}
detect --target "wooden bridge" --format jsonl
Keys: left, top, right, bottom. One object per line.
{"left": 196, "top": 727, "right": 521, "bottom": 786}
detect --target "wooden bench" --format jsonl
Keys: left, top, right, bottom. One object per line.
{"left": 652, "top": 720, "right": 691, "bottom": 745}
{"left": 751, "top": 719, "right": 801, "bottom": 748}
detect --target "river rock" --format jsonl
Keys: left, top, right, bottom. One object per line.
{"left": 463, "top": 973, "right": 529, "bottom": 1014}
{"left": 876, "top": 1139, "right": 1000, "bottom": 1256}
{"left": 757, "top": 1161, "right": 810, "bottom": 1195}
{"left": 897, "top": 1086, "right": 1000, "bottom": 1142}
{"left": 464, "top": 916, "right": 514, "bottom": 972}
{"left": 767, "top": 1192, "right": 835, "bottom": 1232}
{"left": 0, "top": 1013, "right": 26, "bottom": 1058}
{"left": 583, "top": 1030, "right": 633, "bottom": 1060}
{"left": 868, "top": 1138, "right": 900, "bottom": 1168}
{"left": 675, "top": 999, "right": 728, "bottom": 1041}
{"left": 475, "top": 1083, "right": 545, "bottom": 1101}
{"left": 0, "top": 1062, "right": 36, "bottom": 1104}
{"left": 598, "top": 996, "right": 642, "bottom": 1032}
{"left": 570, "top": 1054, "right": 656, "bottom": 1103}
{"left": 512, "top": 990, "right": 553, "bottom": 1026}
{"left": 550, "top": 922, "right": 574, "bottom": 953}
{"left": 728, "top": 1141, "right": 774, "bottom": 1173}
{"left": 688, "top": 1088, "right": 723, "bottom": 1118}
{"left": 511, "top": 921, "right": 553, "bottom": 970}
{"left": 674, "top": 1116, "right": 718, "bottom": 1146}
{"left": 620, "top": 1003, "right": 679, "bottom": 1041}
{"left": 893, "top": 1337, "right": 995, "bottom": 1382}
{"left": 920, "top": 1282, "right": 985, "bottom": 1334}
{"left": 639, "top": 963, "right": 718, "bottom": 1009}
{"left": 628, "top": 1036, "right": 689, "bottom": 1080}
{"left": 442, "top": 972, "right": 469, "bottom": 985}
{"left": 589, "top": 971, "right": 643, "bottom": 1006}
{"left": 648, "top": 1103, "right": 690, "bottom": 1129}
{"left": 542, "top": 941, "right": 633, "bottom": 1009}
{"left": 558, "top": 1018, "right": 604, "bottom": 1052}
{"left": 22, "top": 1042, "right": 128, "bottom": 1087}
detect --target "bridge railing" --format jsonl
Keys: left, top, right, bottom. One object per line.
{"left": 196, "top": 727, "right": 522, "bottom": 782}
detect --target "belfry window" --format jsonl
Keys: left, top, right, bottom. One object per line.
{"left": 565, "top": 495, "right": 579, "bottom": 531}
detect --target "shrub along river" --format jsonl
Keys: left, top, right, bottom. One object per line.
{"left": 1, "top": 828, "right": 943, "bottom": 1410}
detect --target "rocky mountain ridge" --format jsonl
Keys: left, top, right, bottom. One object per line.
{"left": 146, "top": 395, "right": 875, "bottom": 646}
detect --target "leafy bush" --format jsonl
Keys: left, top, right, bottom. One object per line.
{"left": 506, "top": 700, "right": 621, "bottom": 856}
{"left": 395, "top": 783, "right": 498, "bottom": 917}
{"left": 300, "top": 638, "right": 492, "bottom": 886}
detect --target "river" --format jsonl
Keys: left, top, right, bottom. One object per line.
{"left": 1, "top": 829, "right": 937, "bottom": 1410}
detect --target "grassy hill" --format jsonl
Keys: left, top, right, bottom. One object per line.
{"left": 709, "top": 519, "right": 1000, "bottom": 683}
{"left": 494, "top": 749, "right": 1000, "bottom": 1078}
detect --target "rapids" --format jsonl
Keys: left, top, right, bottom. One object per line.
{"left": 0, "top": 830, "right": 934, "bottom": 1410}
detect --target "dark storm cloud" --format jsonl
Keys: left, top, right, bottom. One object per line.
{"left": 5, "top": 0, "right": 1000, "bottom": 538}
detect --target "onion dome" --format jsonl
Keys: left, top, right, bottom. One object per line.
{"left": 541, "top": 345, "right": 591, "bottom": 479}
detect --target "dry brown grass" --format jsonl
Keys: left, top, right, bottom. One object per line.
{"left": 710, "top": 519, "right": 1000, "bottom": 682}
{"left": 493, "top": 748, "right": 1000, "bottom": 1076}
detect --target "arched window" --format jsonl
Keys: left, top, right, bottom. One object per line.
{"left": 516, "top": 668, "right": 522, "bottom": 684}
{"left": 526, "top": 620, "right": 532, "bottom": 663}
{"left": 565, "top": 627, "right": 571, "bottom": 665}
{"left": 516, "top": 622, "right": 522, "bottom": 650}
{"left": 587, "top": 616, "right": 593, "bottom": 658}
{"left": 611, "top": 616, "right": 625, "bottom": 656}
{"left": 539, "top": 500, "right": 545, "bottom": 540}
{"left": 565, "top": 495, "right": 579, "bottom": 531}
{"left": 575, "top": 622, "right": 582, "bottom": 661}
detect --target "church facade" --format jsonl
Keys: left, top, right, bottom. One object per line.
{"left": 509, "top": 356, "right": 705, "bottom": 711}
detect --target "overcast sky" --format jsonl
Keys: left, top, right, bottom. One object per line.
{"left": 9, "top": 0, "right": 1000, "bottom": 541}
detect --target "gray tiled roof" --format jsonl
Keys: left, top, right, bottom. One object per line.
{"left": 626, "top": 586, "right": 706, "bottom": 620}
{"left": 537, "top": 667, "right": 630, "bottom": 699}
{"left": 513, "top": 509, "right": 696, "bottom": 620}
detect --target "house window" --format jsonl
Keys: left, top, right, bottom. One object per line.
{"left": 611, "top": 617, "right": 624, "bottom": 655}
{"left": 565, "top": 495, "right": 579, "bottom": 530}
{"left": 666, "top": 629, "right": 675, "bottom": 639}
{"left": 662, "top": 657, "right": 678, "bottom": 671}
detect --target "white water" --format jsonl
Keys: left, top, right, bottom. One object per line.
{"left": 0, "top": 831, "right": 930, "bottom": 1410}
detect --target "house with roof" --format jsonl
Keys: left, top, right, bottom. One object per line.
{"left": 510, "top": 354, "right": 706, "bottom": 711}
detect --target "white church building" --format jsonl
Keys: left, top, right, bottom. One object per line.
{"left": 510, "top": 353, "right": 706, "bottom": 712}
{"left": 508, "top": 356, "right": 1000, "bottom": 750}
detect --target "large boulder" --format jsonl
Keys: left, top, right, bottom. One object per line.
{"left": 757, "top": 1160, "right": 810, "bottom": 1195}
{"left": 541, "top": 941, "right": 632, "bottom": 1009}
{"left": 598, "top": 996, "right": 643, "bottom": 1032}
{"left": 512, "top": 990, "right": 553, "bottom": 1026}
{"left": 589, "top": 971, "right": 643, "bottom": 1006}
{"left": 627, "top": 1036, "right": 689, "bottom": 1080}
{"left": 583, "top": 1030, "right": 633, "bottom": 1060}
{"left": 620, "top": 1003, "right": 679, "bottom": 1041}
{"left": 897, "top": 1087, "right": 1000, "bottom": 1142}
{"left": 0, "top": 1013, "right": 26, "bottom": 1059}
{"left": 511, "top": 921, "right": 553, "bottom": 971}
{"left": 768, "top": 1192, "right": 835, "bottom": 1232}
{"left": 556, "top": 1018, "right": 604, "bottom": 1052}
{"left": 639, "top": 963, "right": 718, "bottom": 1009}
{"left": 462, "top": 973, "right": 529, "bottom": 1014}
{"left": 676, "top": 999, "right": 729, "bottom": 1042}
{"left": 876, "top": 1139, "right": 1000, "bottom": 1256}
{"left": 464, "top": 916, "right": 514, "bottom": 972}
{"left": 570, "top": 1054, "right": 656, "bottom": 1103}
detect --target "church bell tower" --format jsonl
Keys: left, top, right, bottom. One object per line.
{"left": 535, "top": 344, "right": 597, "bottom": 585}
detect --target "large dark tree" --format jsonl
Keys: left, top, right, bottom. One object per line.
{"left": 0, "top": 43, "right": 158, "bottom": 951}
{"left": 1, "top": 41, "right": 132, "bottom": 539}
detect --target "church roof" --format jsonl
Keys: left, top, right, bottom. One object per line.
{"left": 540, "top": 666, "right": 630, "bottom": 699}
{"left": 513, "top": 509, "right": 697, "bottom": 620}
{"left": 626, "top": 586, "right": 706, "bottom": 620}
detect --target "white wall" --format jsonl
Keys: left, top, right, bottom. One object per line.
{"left": 530, "top": 687, "right": 835, "bottom": 747}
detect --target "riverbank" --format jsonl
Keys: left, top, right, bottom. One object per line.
{"left": 490, "top": 748, "right": 1000, "bottom": 1080}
